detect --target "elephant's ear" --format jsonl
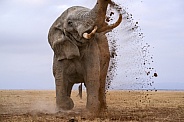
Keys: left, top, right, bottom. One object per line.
{"left": 52, "top": 38, "right": 80, "bottom": 60}
{"left": 49, "top": 24, "right": 80, "bottom": 60}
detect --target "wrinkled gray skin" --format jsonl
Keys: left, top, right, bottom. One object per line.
{"left": 48, "top": 0, "right": 122, "bottom": 113}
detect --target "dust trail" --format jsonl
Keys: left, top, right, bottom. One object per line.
{"left": 106, "top": 1, "right": 157, "bottom": 91}
{"left": 29, "top": 100, "right": 56, "bottom": 114}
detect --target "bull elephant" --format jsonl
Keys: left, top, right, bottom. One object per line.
{"left": 48, "top": 0, "right": 122, "bottom": 113}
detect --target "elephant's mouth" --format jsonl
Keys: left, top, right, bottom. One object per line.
{"left": 64, "top": 26, "right": 98, "bottom": 45}
{"left": 64, "top": 30, "right": 85, "bottom": 46}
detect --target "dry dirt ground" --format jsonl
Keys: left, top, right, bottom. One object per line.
{"left": 0, "top": 90, "right": 184, "bottom": 122}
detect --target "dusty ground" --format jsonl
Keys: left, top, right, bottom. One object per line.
{"left": 0, "top": 90, "right": 184, "bottom": 121}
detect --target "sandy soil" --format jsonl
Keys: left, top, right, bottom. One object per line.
{"left": 0, "top": 90, "right": 184, "bottom": 121}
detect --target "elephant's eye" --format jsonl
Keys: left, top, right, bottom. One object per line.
{"left": 67, "top": 20, "right": 73, "bottom": 26}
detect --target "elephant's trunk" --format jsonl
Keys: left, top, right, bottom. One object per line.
{"left": 84, "top": 0, "right": 122, "bottom": 38}
{"left": 89, "top": 0, "right": 110, "bottom": 28}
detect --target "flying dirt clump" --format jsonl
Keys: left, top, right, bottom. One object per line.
{"left": 105, "top": 1, "right": 158, "bottom": 90}
{"left": 105, "top": 1, "right": 122, "bottom": 91}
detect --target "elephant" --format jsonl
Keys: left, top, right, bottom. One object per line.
{"left": 48, "top": 0, "right": 122, "bottom": 113}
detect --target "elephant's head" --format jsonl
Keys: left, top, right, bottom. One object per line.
{"left": 49, "top": 0, "right": 122, "bottom": 60}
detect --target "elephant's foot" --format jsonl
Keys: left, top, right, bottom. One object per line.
{"left": 100, "top": 101, "right": 107, "bottom": 111}
{"left": 86, "top": 100, "right": 100, "bottom": 114}
{"left": 79, "top": 109, "right": 98, "bottom": 119}
{"left": 56, "top": 96, "right": 74, "bottom": 111}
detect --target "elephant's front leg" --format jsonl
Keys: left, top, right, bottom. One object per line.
{"left": 85, "top": 77, "right": 100, "bottom": 113}
{"left": 84, "top": 41, "right": 101, "bottom": 113}
{"left": 53, "top": 58, "right": 74, "bottom": 111}
{"left": 97, "top": 35, "right": 110, "bottom": 110}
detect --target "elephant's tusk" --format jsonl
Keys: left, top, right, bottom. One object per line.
{"left": 83, "top": 26, "right": 98, "bottom": 39}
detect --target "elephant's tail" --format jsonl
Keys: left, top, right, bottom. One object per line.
{"left": 76, "top": 83, "right": 83, "bottom": 99}
{"left": 79, "top": 83, "right": 82, "bottom": 99}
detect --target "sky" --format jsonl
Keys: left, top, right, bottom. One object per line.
{"left": 0, "top": 0, "right": 184, "bottom": 90}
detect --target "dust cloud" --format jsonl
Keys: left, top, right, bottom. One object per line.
{"left": 29, "top": 100, "right": 56, "bottom": 114}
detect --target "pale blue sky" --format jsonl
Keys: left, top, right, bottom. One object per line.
{"left": 0, "top": 0, "right": 184, "bottom": 90}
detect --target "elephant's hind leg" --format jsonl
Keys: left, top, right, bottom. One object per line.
{"left": 67, "top": 82, "right": 74, "bottom": 97}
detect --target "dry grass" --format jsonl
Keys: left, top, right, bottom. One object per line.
{"left": 0, "top": 90, "right": 184, "bottom": 121}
